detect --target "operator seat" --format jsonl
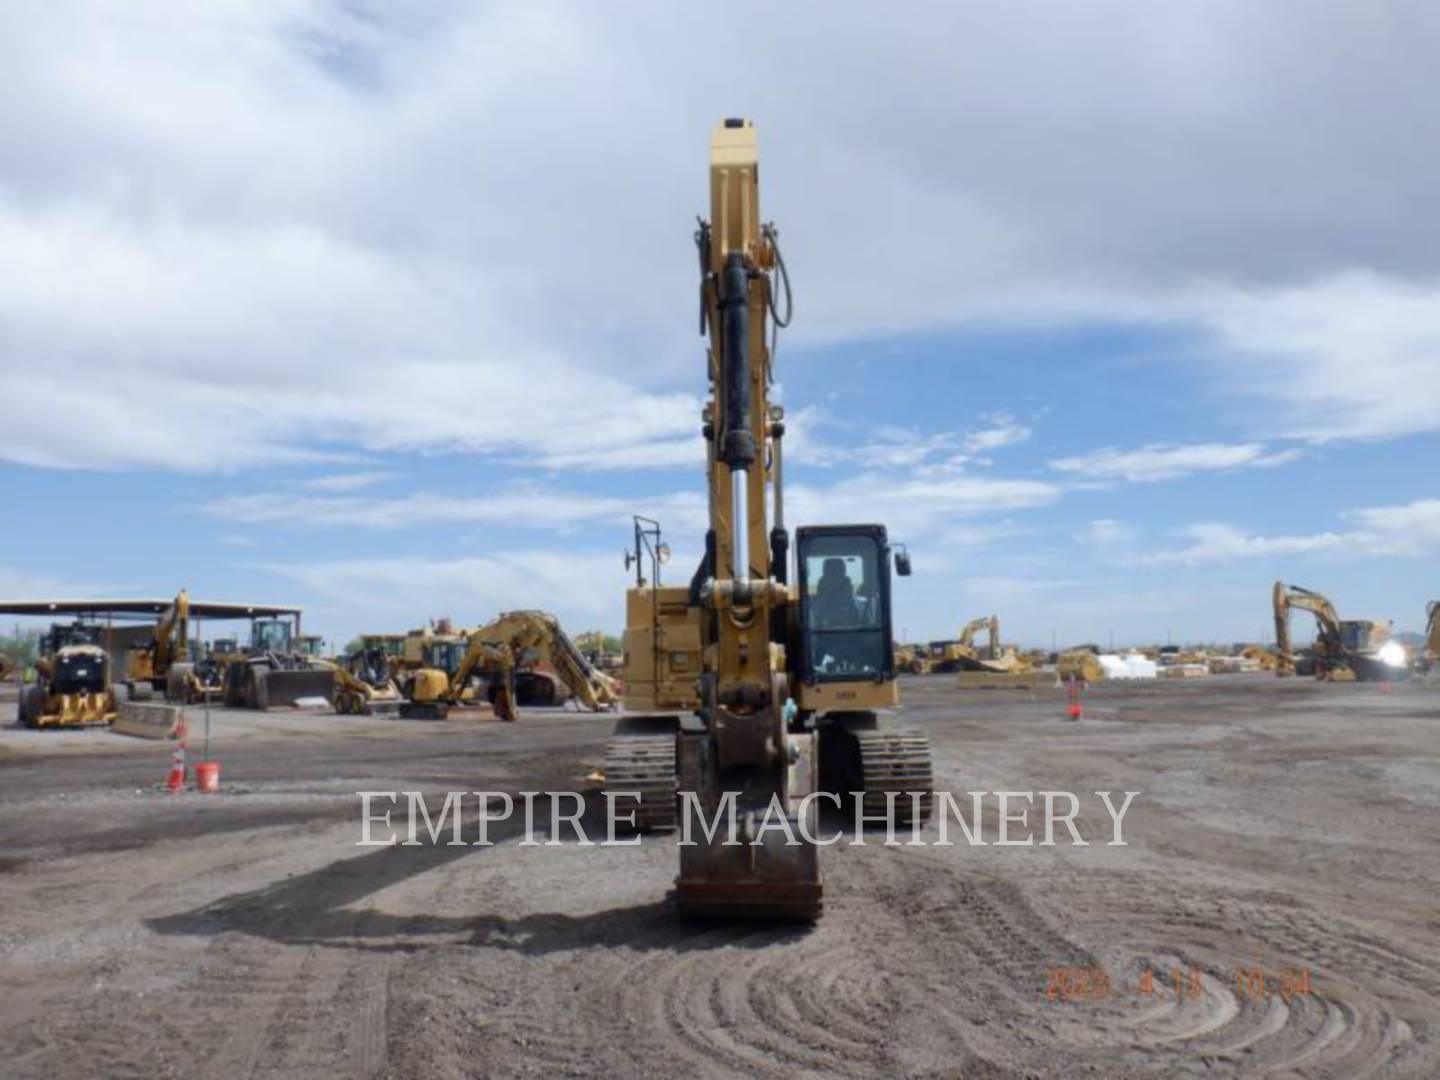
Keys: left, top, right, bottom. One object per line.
{"left": 814, "top": 557, "right": 858, "bottom": 628}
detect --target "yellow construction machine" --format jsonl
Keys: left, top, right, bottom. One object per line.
{"left": 931, "top": 614, "right": 1035, "bottom": 676}
{"left": 332, "top": 644, "right": 404, "bottom": 715}
{"left": 1422, "top": 600, "right": 1439, "bottom": 674}
{"left": 119, "top": 588, "right": 223, "bottom": 703}
{"left": 1239, "top": 644, "right": 1279, "bottom": 671}
{"left": 224, "top": 618, "right": 338, "bottom": 709}
{"left": 18, "top": 623, "right": 117, "bottom": 728}
{"left": 604, "top": 120, "right": 934, "bottom": 921}
{"left": 400, "top": 611, "right": 618, "bottom": 719}
{"left": 894, "top": 643, "right": 932, "bottom": 674}
{"left": 400, "top": 629, "right": 518, "bottom": 721}
{"left": 1272, "top": 582, "right": 1409, "bottom": 682}
{"left": 471, "top": 610, "right": 620, "bottom": 710}
{"left": 357, "top": 634, "right": 407, "bottom": 677}
{"left": 1056, "top": 648, "right": 1106, "bottom": 683}
{"left": 930, "top": 615, "right": 999, "bottom": 670}
{"left": 123, "top": 589, "right": 190, "bottom": 698}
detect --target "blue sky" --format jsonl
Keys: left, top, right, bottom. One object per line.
{"left": 1, "top": 3, "right": 1438, "bottom": 650}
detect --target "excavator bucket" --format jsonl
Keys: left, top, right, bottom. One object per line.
{"left": 673, "top": 730, "right": 823, "bottom": 921}
{"left": 676, "top": 829, "right": 822, "bottom": 920}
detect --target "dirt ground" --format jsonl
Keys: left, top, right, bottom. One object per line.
{"left": 1, "top": 674, "right": 1438, "bottom": 1078}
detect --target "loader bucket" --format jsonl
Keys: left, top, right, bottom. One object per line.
{"left": 253, "top": 668, "right": 337, "bottom": 710}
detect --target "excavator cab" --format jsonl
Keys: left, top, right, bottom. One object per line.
{"left": 795, "top": 525, "right": 898, "bottom": 685}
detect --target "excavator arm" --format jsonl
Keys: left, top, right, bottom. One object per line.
{"left": 154, "top": 589, "right": 190, "bottom": 671}
{"left": 1426, "top": 601, "right": 1440, "bottom": 667}
{"left": 1273, "top": 582, "right": 1344, "bottom": 678}
{"left": 448, "top": 636, "right": 514, "bottom": 706}
{"left": 956, "top": 615, "right": 1000, "bottom": 661}
{"left": 471, "top": 610, "right": 618, "bottom": 711}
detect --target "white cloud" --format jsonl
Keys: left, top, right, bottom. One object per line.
{"left": 301, "top": 471, "right": 398, "bottom": 492}
{"left": 0, "top": 566, "right": 133, "bottom": 600}
{"left": 1084, "top": 519, "right": 1136, "bottom": 548}
{"left": 1049, "top": 442, "right": 1302, "bottom": 483}
{"left": 1195, "top": 274, "right": 1440, "bottom": 441}
{"left": 963, "top": 413, "right": 1033, "bottom": 454}
{"left": 788, "top": 473, "right": 1060, "bottom": 542}
{"left": 201, "top": 485, "right": 708, "bottom": 534}
{"left": 1145, "top": 523, "right": 1348, "bottom": 566}
{"left": 1144, "top": 497, "right": 1440, "bottom": 566}
{"left": 788, "top": 411, "right": 1035, "bottom": 475}
{"left": 1346, "top": 497, "right": 1440, "bottom": 556}
{"left": 4, "top": 3, "right": 1438, "bottom": 472}
{"left": 256, "top": 550, "right": 628, "bottom": 633}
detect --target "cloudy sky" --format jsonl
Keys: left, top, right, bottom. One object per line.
{"left": 2, "top": 1, "right": 1438, "bottom": 650}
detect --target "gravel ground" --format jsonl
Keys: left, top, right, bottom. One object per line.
{"left": 1, "top": 674, "right": 1438, "bottom": 1078}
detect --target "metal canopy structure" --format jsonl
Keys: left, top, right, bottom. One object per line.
{"left": 0, "top": 599, "right": 303, "bottom": 624}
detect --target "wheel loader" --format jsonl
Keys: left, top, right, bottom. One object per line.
{"left": 18, "top": 623, "right": 117, "bottom": 728}
{"left": 223, "top": 618, "right": 337, "bottom": 709}
{"left": 603, "top": 120, "right": 934, "bottom": 921}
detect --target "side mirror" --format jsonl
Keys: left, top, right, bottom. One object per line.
{"left": 893, "top": 544, "right": 912, "bottom": 577}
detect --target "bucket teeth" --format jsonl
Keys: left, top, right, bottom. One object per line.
{"left": 603, "top": 734, "right": 677, "bottom": 831}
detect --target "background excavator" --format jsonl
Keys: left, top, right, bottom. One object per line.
{"left": 401, "top": 630, "right": 517, "bottom": 721}
{"left": 122, "top": 589, "right": 190, "bottom": 699}
{"left": 400, "top": 610, "right": 619, "bottom": 719}
{"left": 19, "top": 623, "right": 117, "bottom": 728}
{"left": 1423, "top": 600, "right": 1439, "bottom": 675}
{"left": 604, "top": 119, "right": 934, "bottom": 921}
{"left": 929, "top": 614, "right": 1034, "bottom": 675}
{"left": 472, "top": 610, "right": 620, "bottom": 710}
{"left": 1272, "top": 581, "right": 1410, "bottom": 682}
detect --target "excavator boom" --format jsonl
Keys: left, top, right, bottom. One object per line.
{"left": 605, "top": 120, "right": 933, "bottom": 922}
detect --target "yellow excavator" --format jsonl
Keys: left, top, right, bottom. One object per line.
{"left": 18, "top": 623, "right": 117, "bottom": 728}
{"left": 401, "top": 611, "right": 619, "bottom": 718}
{"left": 123, "top": 589, "right": 190, "bottom": 699}
{"left": 401, "top": 629, "right": 518, "bottom": 721}
{"left": 1422, "top": 600, "right": 1439, "bottom": 675}
{"left": 118, "top": 588, "right": 223, "bottom": 704}
{"left": 471, "top": 610, "right": 620, "bottom": 710}
{"left": 604, "top": 120, "right": 934, "bottom": 921}
{"left": 932, "top": 615, "right": 1035, "bottom": 676}
{"left": 1272, "top": 582, "right": 1409, "bottom": 682}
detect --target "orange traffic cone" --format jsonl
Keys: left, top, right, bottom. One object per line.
{"left": 165, "top": 718, "right": 188, "bottom": 792}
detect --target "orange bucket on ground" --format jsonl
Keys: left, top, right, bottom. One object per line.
{"left": 195, "top": 761, "right": 220, "bottom": 793}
